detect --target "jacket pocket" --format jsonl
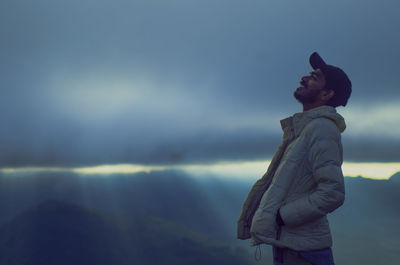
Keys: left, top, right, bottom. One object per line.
{"left": 250, "top": 185, "right": 285, "bottom": 239}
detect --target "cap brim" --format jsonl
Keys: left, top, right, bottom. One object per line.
{"left": 309, "top": 52, "right": 327, "bottom": 70}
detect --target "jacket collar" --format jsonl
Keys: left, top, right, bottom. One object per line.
{"left": 280, "top": 106, "right": 346, "bottom": 139}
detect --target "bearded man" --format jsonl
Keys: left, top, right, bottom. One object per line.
{"left": 237, "top": 52, "right": 352, "bottom": 265}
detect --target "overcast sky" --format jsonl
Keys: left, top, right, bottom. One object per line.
{"left": 1, "top": 0, "right": 399, "bottom": 168}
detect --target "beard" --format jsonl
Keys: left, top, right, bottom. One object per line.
{"left": 293, "top": 87, "right": 321, "bottom": 104}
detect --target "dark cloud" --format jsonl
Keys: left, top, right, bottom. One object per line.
{"left": 0, "top": 0, "right": 399, "bottom": 167}
{"left": 0, "top": 121, "right": 282, "bottom": 167}
{"left": 343, "top": 137, "right": 400, "bottom": 163}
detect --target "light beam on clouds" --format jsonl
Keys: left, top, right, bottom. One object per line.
{"left": 72, "top": 164, "right": 166, "bottom": 175}
{"left": 340, "top": 102, "right": 400, "bottom": 138}
{"left": 1, "top": 161, "right": 399, "bottom": 180}
{"left": 342, "top": 162, "right": 400, "bottom": 180}
{"left": 181, "top": 161, "right": 400, "bottom": 180}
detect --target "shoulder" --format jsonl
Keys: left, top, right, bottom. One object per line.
{"left": 304, "top": 118, "right": 340, "bottom": 141}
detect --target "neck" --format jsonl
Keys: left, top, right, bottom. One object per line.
{"left": 302, "top": 102, "right": 325, "bottom": 112}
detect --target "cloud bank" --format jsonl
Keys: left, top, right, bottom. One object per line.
{"left": 0, "top": 0, "right": 399, "bottom": 167}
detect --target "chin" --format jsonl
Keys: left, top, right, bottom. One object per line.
{"left": 293, "top": 90, "right": 302, "bottom": 100}
{"left": 294, "top": 91, "right": 310, "bottom": 104}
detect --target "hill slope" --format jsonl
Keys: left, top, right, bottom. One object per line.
{"left": 0, "top": 200, "right": 253, "bottom": 265}
{"left": 0, "top": 170, "right": 399, "bottom": 265}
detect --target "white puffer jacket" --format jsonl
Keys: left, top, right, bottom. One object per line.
{"left": 237, "top": 106, "right": 346, "bottom": 251}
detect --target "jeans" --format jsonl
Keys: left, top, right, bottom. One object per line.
{"left": 273, "top": 246, "right": 335, "bottom": 265}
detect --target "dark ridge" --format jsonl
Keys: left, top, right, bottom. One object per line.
{"left": 389, "top": 171, "right": 400, "bottom": 183}
{"left": 0, "top": 200, "right": 254, "bottom": 265}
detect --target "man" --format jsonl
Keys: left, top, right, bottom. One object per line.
{"left": 237, "top": 52, "right": 351, "bottom": 265}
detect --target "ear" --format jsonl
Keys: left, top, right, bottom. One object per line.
{"left": 321, "top": 89, "right": 335, "bottom": 102}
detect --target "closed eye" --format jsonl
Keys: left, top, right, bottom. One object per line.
{"left": 310, "top": 72, "right": 320, "bottom": 80}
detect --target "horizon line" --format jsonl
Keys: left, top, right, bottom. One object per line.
{"left": 1, "top": 161, "right": 399, "bottom": 180}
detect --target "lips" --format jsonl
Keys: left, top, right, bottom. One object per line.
{"left": 296, "top": 80, "right": 307, "bottom": 92}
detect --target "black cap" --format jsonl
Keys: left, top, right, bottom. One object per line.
{"left": 309, "top": 52, "right": 352, "bottom": 107}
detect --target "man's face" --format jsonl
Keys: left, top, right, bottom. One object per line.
{"left": 294, "top": 69, "right": 327, "bottom": 104}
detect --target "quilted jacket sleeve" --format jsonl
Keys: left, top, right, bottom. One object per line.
{"left": 279, "top": 119, "right": 345, "bottom": 227}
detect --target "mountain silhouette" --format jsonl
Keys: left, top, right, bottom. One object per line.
{"left": 0, "top": 170, "right": 399, "bottom": 265}
{"left": 0, "top": 171, "right": 234, "bottom": 240}
{"left": 328, "top": 176, "right": 400, "bottom": 265}
{"left": 389, "top": 171, "right": 400, "bottom": 183}
{"left": 0, "top": 200, "right": 253, "bottom": 265}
